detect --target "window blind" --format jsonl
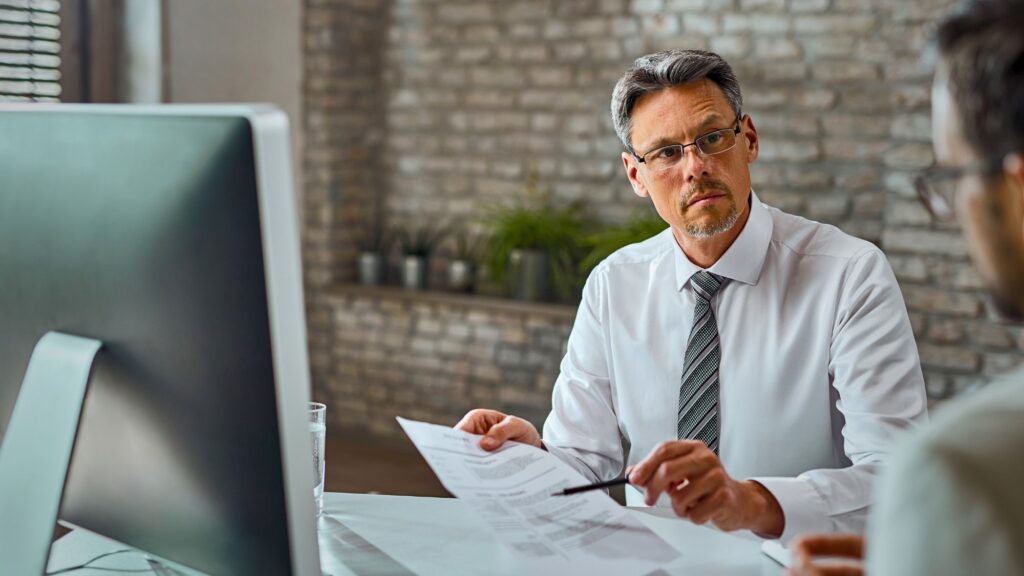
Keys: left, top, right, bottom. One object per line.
{"left": 0, "top": 0, "right": 61, "bottom": 102}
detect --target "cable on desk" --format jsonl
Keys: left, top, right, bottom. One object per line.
{"left": 45, "top": 549, "right": 153, "bottom": 575}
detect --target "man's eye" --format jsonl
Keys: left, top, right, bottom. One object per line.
{"left": 656, "top": 147, "right": 678, "bottom": 159}
{"left": 705, "top": 133, "right": 722, "bottom": 145}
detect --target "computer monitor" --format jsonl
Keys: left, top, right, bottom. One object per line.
{"left": 0, "top": 105, "right": 321, "bottom": 575}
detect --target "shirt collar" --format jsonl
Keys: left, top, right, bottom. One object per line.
{"left": 671, "top": 190, "right": 774, "bottom": 291}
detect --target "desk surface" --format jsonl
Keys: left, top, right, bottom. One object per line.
{"left": 50, "top": 493, "right": 785, "bottom": 575}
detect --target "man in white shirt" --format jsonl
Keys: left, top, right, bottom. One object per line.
{"left": 790, "top": 0, "right": 1024, "bottom": 573}
{"left": 457, "top": 50, "right": 928, "bottom": 541}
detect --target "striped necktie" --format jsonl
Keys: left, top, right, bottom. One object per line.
{"left": 678, "top": 271, "right": 725, "bottom": 454}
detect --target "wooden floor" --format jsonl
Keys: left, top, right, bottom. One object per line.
{"left": 324, "top": 432, "right": 450, "bottom": 498}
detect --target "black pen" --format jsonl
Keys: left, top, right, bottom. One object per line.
{"left": 551, "top": 477, "right": 631, "bottom": 496}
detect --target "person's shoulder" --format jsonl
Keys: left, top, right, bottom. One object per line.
{"left": 892, "top": 374, "right": 1024, "bottom": 477}
{"left": 872, "top": 376, "right": 1024, "bottom": 576}
{"left": 591, "top": 227, "right": 673, "bottom": 276}
{"left": 764, "top": 203, "right": 880, "bottom": 263}
{"left": 924, "top": 375, "right": 1024, "bottom": 446}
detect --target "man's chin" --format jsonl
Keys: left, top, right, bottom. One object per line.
{"left": 683, "top": 212, "right": 739, "bottom": 240}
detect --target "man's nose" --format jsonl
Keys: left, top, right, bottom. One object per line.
{"left": 679, "top": 146, "right": 709, "bottom": 182}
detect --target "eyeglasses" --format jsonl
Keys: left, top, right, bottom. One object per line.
{"left": 634, "top": 117, "right": 743, "bottom": 172}
{"left": 914, "top": 157, "right": 1004, "bottom": 221}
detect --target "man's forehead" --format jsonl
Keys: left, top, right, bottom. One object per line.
{"left": 632, "top": 80, "right": 731, "bottom": 118}
{"left": 630, "top": 80, "right": 733, "bottom": 147}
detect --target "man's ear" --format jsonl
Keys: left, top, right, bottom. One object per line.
{"left": 742, "top": 114, "right": 759, "bottom": 163}
{"left": 622, "top": 151, "right": 650, "bottom": 198}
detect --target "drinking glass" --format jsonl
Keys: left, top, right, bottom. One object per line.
{"left": 309, "top": 402, "right": 326, "bottom": 518}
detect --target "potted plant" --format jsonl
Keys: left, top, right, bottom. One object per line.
{"left": 447, "top": 229, "right": 485, "bottom": 293}
{"left": 397, "top": 222, "right": 448, "bottom": 290}
{"left": 483, "top": 181, "right": 591, "bottom": 303}
{"left": 579, "top": 211, "right": 668, "bottom": 275}
{"left": 355, "top": 227, "right": 391, "bottom": 286}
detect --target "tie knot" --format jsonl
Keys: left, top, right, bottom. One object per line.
{"left": 690, "top": 271, "right": 724, "bottom": 301}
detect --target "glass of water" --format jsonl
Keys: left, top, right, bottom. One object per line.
{"left": 309, "top": 402, "right": 326, "bottom": 518}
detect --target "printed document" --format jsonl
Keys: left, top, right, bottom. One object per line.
{"left": 397, "top": 417, "right": 681, "bottom": 575}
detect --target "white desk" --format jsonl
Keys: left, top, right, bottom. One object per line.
{"left": 49, "top": 493, "right": 785, "bottom": 575}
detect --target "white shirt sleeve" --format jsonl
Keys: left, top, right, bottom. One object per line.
{"left": 542, "top": 267, "right": 624, "bottom": 484}
{"left": 752, "top": 249, "right": 929, "bottom": 542}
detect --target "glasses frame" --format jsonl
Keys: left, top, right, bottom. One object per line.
{"left": 633, "top": 115, "right": 744, "bottom": 170}
{"left": 914, "top": 156, "right": 1005, "bottom": 221}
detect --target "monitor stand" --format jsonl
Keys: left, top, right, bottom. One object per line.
{"left": 0, "top": 331, "right": 102, "bottom": 576}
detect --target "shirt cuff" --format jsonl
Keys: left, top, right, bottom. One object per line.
{"left": 542, "top": 442, "right": 601, "bottom": 484}
{"left": 749, "top": 476, "right": 831, "bottom": 543}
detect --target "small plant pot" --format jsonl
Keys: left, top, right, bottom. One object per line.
{"left": 509, "top": 249, "right": 550, "bottom": 302}
{"left": 358, "top": 252, "right": 383, "bottom": 286}
{"left": 447, "top": 259, "right": 476, "bottom": 293}
{"left": 401, "top": 255, "right": 428, "bottom": 290}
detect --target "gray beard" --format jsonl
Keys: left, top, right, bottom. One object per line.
{"left": 683, "top": 203, "right": 740, "bottom": 239}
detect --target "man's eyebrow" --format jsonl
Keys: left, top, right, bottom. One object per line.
{"left": 637, "top": 113, "right": 731, "bottom": 154}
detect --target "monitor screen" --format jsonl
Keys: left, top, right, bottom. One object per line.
{"left": 0, "top": 105, "right": 319, "bottom": 575}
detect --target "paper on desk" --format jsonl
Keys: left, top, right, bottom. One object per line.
{"left": 397, "top": 417, "right": 682, "bottom": 575}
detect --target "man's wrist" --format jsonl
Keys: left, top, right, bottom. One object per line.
{"left": 743, "top": 480, "right": 785, "bottom": 538}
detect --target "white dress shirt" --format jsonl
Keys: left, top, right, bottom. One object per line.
{"left": 868, "top": 368, "right": 1024, "bottom": 575}
{"left": 542, "top": 192, "right": 928, "bottom": 542}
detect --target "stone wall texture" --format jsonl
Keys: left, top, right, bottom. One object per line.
{"left": 304, "top": 0, "right": 1024, "bottom": 441}
{"left": 320, "top": 286, "right": 573, "bottom": 439}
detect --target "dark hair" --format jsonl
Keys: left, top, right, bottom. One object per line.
{"left": 936, "top": 0, "right": 1024, "bottom": 157}
{"left": 610, "top": 50, "right": 743, "bottom": 153}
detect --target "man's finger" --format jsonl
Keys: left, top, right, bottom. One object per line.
{"left": 642, "top": 451, "right": 719, "bottom": 505}
{"left": 453, "top": 413, "right": 479, "bottom": 433}
{"left": 683, "top": 488, "right": 728, "bottom": 525}
{"left": 454, "top": 409, "right": 504, "bottom": 435}
{"left": 791, "top": 534, "right": 865, "bottom": 561}
{"left": 789, "top": 562, "right": 864, "bottom": 576}
{"left": 481, "top": 416, "right": 523, "bottom": 450}
{"left": 668, "top": 467, "right": 724, "bottom": 511}
{"left": 629, "top": 440, "right": 705, "bottom": 486}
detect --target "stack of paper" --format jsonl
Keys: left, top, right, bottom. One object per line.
{"left": 397, "top": 417, "right": 682, "bottom": 575}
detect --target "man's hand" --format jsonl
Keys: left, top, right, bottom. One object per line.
{"left": 627, "top": 440, "right": 784, "bottom": 537}
{"left": 454, "top": 409, "right": 542, "bottom": 451}
{"left": 786, "top": 534, "right": 865, "bottom": 576}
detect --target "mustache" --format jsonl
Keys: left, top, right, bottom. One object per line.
{"left": 681, "top": 179, "right": 732, "bottom": 205}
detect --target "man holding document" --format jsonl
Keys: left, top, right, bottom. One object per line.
{"left": 458, "top": 50, "right": 928, "bottom": 542}
{"left": 398, "top": 417, "right": 683, "bottom": 575}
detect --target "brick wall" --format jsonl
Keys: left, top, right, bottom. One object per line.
{"left": 304, "top": 0, "right": 1024, "bottom": 441}
{"left": 321, "top": 285, "right": 573, "bottom": 439}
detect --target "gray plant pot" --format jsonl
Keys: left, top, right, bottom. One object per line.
{"left": 509, "top": 249, "right": 550, "bottom": 302}
{"left": 447, "top": 259, "right": 476, "bottom": 293}
{"left": 401, "top": 255, "right": 428, "bottom": 290}
{"left": 358, "top": 252, "right": 383, "bottom": 286}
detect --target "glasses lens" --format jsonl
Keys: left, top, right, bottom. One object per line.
{"left": 645, "top": 145, "right": 685, "bottom": 171}
{"left": 914, "top": 174, "right": 955, "bottom": 221}
{"left": 696, "top": 129, "right": 737, "bottom": 155}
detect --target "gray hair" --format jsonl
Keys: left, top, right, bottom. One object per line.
{"left": 610, "top": 50, "right": 744, "bottom": 153}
